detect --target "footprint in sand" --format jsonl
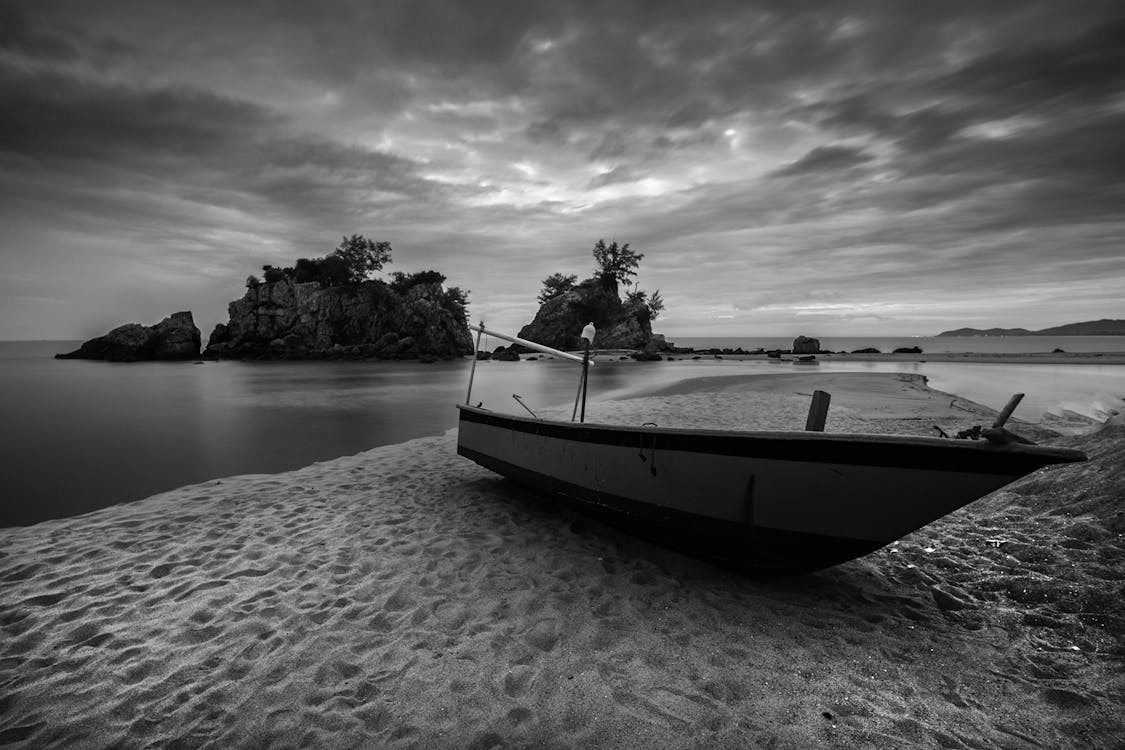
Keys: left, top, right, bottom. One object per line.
{"left": 524, "top": 620, "right": 559, "bottom": 652}
{"left": 147, "top": 562, "right": 173, "bottom": 579}
{"left": 2, "top": 563, "right": 45, "bottom": 582}
{"left": 382, "top": 587, "right": 413, "bottom": 612}
{"left": 507, "top": 707, "right": 533, "bottom": 726}
{"left": 503, "top": 665, "right": 534, "bottom": 698}
{"left": 0, "top": 722, "right": 43, "bottom": 745}
{"left": 20, "top": 592, "right": 67, "bottom": 607}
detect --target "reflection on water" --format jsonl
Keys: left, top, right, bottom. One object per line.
{"left": 0, "top": 341, "right": 1121, "bottom": 527}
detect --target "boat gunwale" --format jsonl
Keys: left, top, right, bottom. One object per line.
{"left": 456, "top": 404, "right": 1087, "bottom": 466}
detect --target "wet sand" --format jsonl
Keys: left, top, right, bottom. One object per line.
{"left": 1, "top": 372, "right": 1122, "bottom": 748}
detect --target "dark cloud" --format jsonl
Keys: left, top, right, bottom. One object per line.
{"left": 0, "top": 67, "right": 276, "bottom": 164}
{"left": 939, "top": 16, "right": 1125, "bottom": 108}
{"left": 0, "top": 5, "right": 81, "bottom": 61}
{"left": 770, "top": 145, "right": 873, "bottom": 177}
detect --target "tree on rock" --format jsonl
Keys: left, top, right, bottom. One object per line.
{"left": 332, "top": 234, "right": 392, "bottom": 284}
{"left": 627, "top": 288, "right": 664, "bottom": 320}
{"left": 538, "top": 272, "right": 578, "bottom": 304}
{"left": 592, "top": 240, "right": 643, "bottom": 290}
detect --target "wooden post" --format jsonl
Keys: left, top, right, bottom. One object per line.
{"left": 579, "top": 339, "right": 591, "bottom": 423}
{"left": 571, "top": 368, "right": 584, "bottom": 422}
{"left": 464, "top": 323, "right": 484, "bottom": 404}
{"left": 805, "top": 390, "right": 831, "bottom": 432}
{"left": 991, "top": 393, "right": 1025, "bottom": 429}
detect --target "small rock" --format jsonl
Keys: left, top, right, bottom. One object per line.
{"left": 793, "top": 335, "right": 820, "bottom": 354}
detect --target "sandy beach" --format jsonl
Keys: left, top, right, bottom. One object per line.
{"left": 1, "top": 372, "right": 1122, "bottom": 748}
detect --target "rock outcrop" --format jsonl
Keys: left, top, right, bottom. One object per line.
{"left": 793, "top": 335, "right": 821, "bottom": 354}
{"left": 203, "top": 279, "right": 473, "bottom": 360}
{"left": 517, "top": 279, "right": 654, "bottom": 350}
{"left": 56, "top": 312, "right": 202, "bottom": 362}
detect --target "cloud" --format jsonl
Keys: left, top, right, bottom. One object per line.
{"left": 588, "top": 166, "right": 640, "bottom": 189}
{"left": 1, "top": 1, "right": 1123, "bottom": 337}
{"left": 770, "top": 145, "right": 874, "bottom": 177}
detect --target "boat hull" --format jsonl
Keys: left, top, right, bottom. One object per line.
{"left": 456, "top": 406, "right": 1085, "bottom": 572}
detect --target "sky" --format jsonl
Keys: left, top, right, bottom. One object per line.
{"left": 1, "top": 1, "right": 1123, "bottom": 341}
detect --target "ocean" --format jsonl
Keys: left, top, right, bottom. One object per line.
{"left": 2, "top": 339, "right": 1122, "bottom": 527}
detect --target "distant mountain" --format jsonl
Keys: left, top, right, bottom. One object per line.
{"left": 938, "top": 327, "right": 1034, "bottom": 337}
{"left": 1035, "top": 319, "right": 1125, "bottom": 335}
{"left": 937, "top": 319, "right": 1125, "bottom": 337}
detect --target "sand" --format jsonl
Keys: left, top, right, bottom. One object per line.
{"left": 1, "top": 372, "right": 1122, "bottom": 749}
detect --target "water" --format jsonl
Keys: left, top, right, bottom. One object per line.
{"left": 1, "top": 341, "right": 1122, "bottom": 527}
{"left": 676, "top": 335, "right": 1125, "bottom": 354}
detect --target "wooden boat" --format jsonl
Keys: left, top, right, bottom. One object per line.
{"left": 457, "top": 326, "right": 1087, "bottom": 573}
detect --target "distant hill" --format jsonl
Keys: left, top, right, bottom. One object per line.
{"left": 1036, "top": 319, "right": 1125, "bottom": 335}
{"left": 937, "top": 319, "right": 1125, "bottom": 337}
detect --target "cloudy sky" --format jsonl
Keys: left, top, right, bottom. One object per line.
{"left": 2, "top": 1, "right": 1123, "bottom": 341}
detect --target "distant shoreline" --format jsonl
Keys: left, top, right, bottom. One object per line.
{"left": 657, "top": 351, "right": 1125, "bottom": 365}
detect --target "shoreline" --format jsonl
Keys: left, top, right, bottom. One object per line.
{"left": 659, "top": 350, "right": 1125, "bottom": 365}
{"left": 525, "top": 347, "right": 1125, "bottom": 366}
{"left": 1, "top": 372, "right": 1122, "bottom": 747}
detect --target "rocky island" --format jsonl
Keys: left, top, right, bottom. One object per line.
{"left": 205, "top": 236, "right": 472, "bottom": 361}
{"left": 487, "top": 239, "right": 671, "bottom": 360}
{"left": 56, "top": 311, "right": 202, "bottom": 362}
{"left": 58, "top": 235, "right": 475, "bottom": 363}
{"left": 204, "top": 275, "right": 472, "bottom": 362}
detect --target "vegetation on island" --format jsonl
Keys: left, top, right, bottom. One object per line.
{"left": 538, "top": 239, "right": 664, "bottom": 321}
{"left": 516, "top": 239, "right": 665, "bottom": 352}
{"left": 202, "top": 233, "right": 475, "bottom": 361}
{"left": 247, "top": 234, "right": 392, "bottom": 289}
{"left": 244, "top": 234, "right": 469, "bottom": 322}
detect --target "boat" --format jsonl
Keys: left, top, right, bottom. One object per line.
{"left": 456, "top": 325, "right": 1087, "bottom": 573}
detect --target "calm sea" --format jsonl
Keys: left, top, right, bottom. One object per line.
{"left": 2, "top": 339, "right": 1122, "bottom": 527}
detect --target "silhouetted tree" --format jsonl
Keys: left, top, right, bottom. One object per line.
{"left": 592, "top": 239, "right": 643, "bottom": 290}
{"left": 293, "top": 257, "right": 319, "bottom": 284}
{"left": 443, "top": 286, "right": 470, "bottom": 321}
{"left": 537, "top": 272, "right": 578, "bottom": 304}
{"left": 319, "top": 254, "right": 352, "bottom": 287}
{"left": 390, "top": 269, "right": 447, "bottom": 294}
{"left": 262, "top": 265, "right": 287, "bottom": 283}
{"left": 626, "top": 288, "right": 664, "bottom": 320}
{"left": 332, "top": 234, "right": 392, "bottom": 284}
